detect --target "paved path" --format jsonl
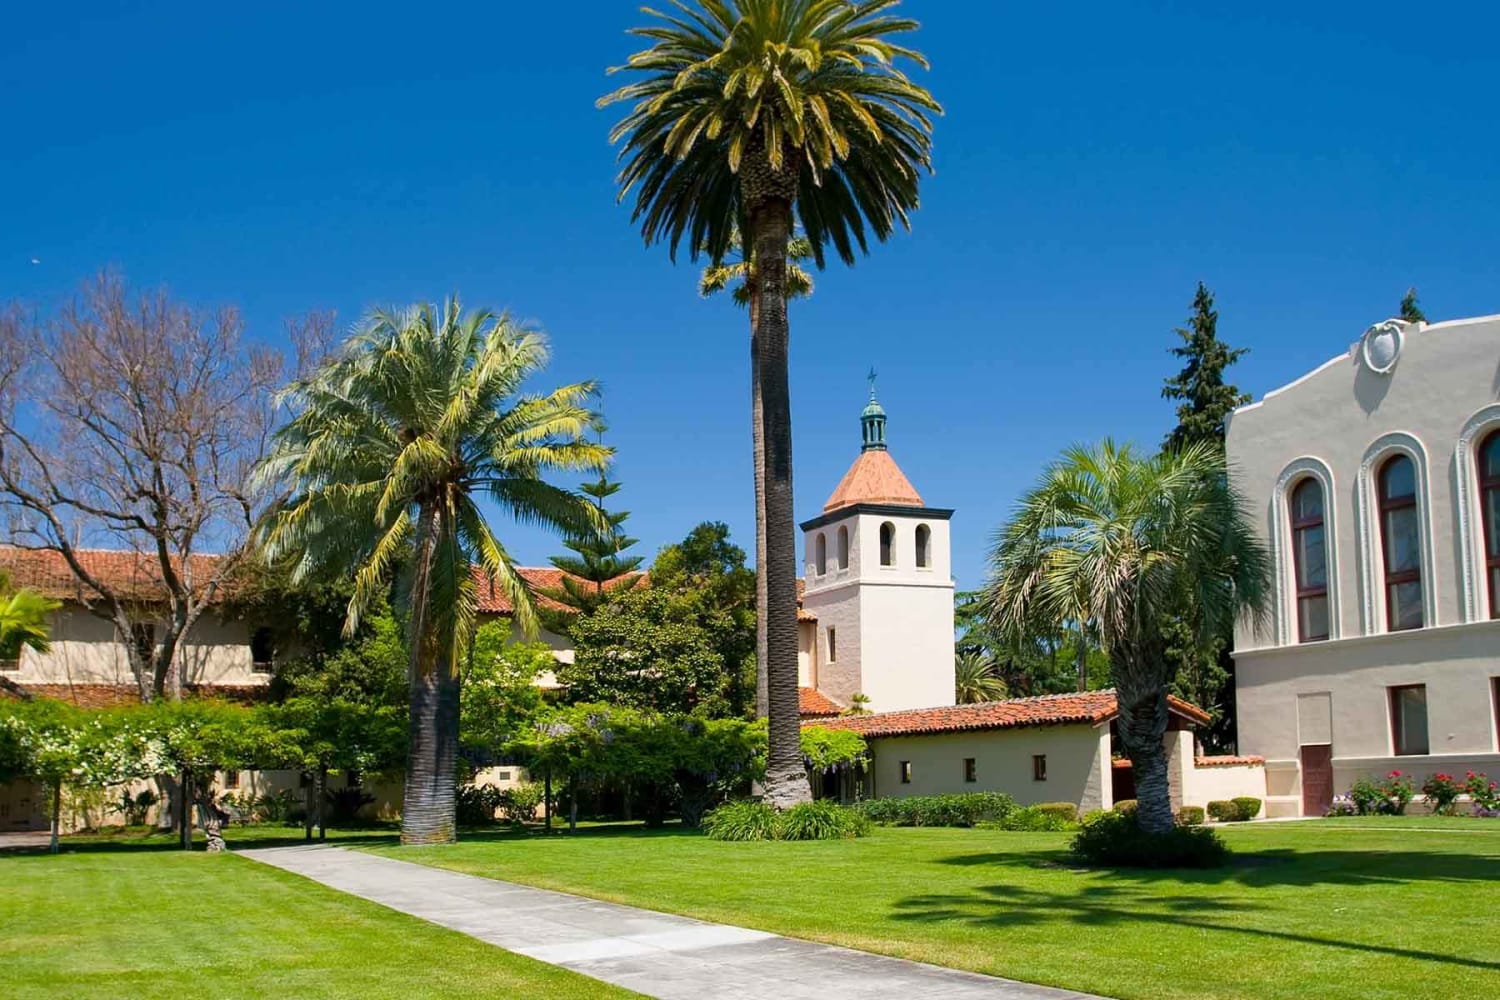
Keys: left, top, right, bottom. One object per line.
{"left": 242, "top": 845, "right": 1099, "bottom": 1000}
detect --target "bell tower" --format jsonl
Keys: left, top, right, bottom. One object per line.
{"left": 800, "top": 377, "right": 955, "bottom": 713}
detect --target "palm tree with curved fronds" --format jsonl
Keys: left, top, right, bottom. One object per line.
{"left": 954, "top": 651, "right": 1007, "bottom": 705}
{"left": 984, "top": 441, "right": 1269, "bottom": 834}
{"left": 0, "top": 571, "right": 59, "bottom": 664}
{"left": 602, "top": 0, "right": 940, "bottom": 806}
{"left": 255, "top": 301, "right": 607, "bottom": 844}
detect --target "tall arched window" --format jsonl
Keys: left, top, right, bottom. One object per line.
{"left": 1289, "top": 479, "right": 1329, "bottom": 642}
{"left": 1480, "top": 430, "right": 1500, "bottom": 618}
{"left": 1378, "top": 454, "right": 1423, "bottom": 631}
{"left": 837, "top": 525, "right": 849, "bottom": 570}
{"left": 879, "top": 522, "right": 895, "bottom": 566}
{"left": 914, "top": 524, "right": 931, "bottom": 569}
{"left": 815, "top": 533, "right": 827, "bottom": 576}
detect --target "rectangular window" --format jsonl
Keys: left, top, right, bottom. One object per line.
{"left": 827, "top": 627, "right": 837, "bottom": 662}
{"left": 250, "top": 627, "right": 276, "bottom": 674}
{"left": 1032, "top": 754, "right": 1047, "bottom": 781}
{"left": 1389, "top": 684, "right": 1429, "bottom": 756}
{"left": 130, "top": 623, "right": 155, "bottom": 664}
{"left": 0, "top": 657, "right": 18, "bottom": 673}
{"left": 1492, "top": 678, "right": 1500, "bottom": 749}
{"left": 223, "top": 771, "right": 240, "bottom": 789}
{"left": 899, "top": 760, "right": 912, "bottom": 784}
{"left": 496, "top": 770, "right": 512, "bottom": 782}
{"left": 963, "top": 757, "right": 977, "bottom": 783}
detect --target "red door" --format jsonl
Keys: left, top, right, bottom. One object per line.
{"left": 1300, "top": 744, "right": 1333, "bottom": 817}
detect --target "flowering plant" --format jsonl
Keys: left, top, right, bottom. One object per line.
{"left": 1464, "top": 771, "right": 1499, "bottom": 817}
{"left": 1420, "top": 772, "right": 1463, "bottom": 815}
{"left": 1345, "top": 771, "right": 1415, "bottom": 815}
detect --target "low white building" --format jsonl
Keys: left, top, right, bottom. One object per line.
{"left": 1228, "top": 312, "right": 1500, "bottom": 816}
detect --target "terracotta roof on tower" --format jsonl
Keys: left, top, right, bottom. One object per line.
{"left": 803, "top": 690, "right": 1210, "bottom": 738}
{"left": 823, "top": 450, "right": 925, "bottom": 512}
{"left": 798, "top": 687, "right": 844, "bottom": 718}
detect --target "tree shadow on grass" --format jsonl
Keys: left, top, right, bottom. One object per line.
{"left": 907, "top": 850, "right": 1500, "bottom": 974}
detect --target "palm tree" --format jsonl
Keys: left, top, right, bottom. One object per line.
{"left": 0, "top": 571, "right": 59, "bottom": 664}
{"left": 954, "top": 651, "right": 1006, "bottom": 704}
{"left": 699, "top": 226, "right": 813, "bottom": 720}
{"left": 984, "top": 441, "right": 1269, "bottom": 834}
{"left": 602, "top": 0, "right": 940, "bottom": 807}
{"left": 256, "top": 301, "right": 606, "bottom": 844}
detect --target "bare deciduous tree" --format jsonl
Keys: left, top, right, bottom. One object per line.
{"left": 0, "top": 274, "right": 319, "bottom": 701}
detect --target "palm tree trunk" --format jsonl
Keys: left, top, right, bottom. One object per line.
{"left": 750, "top": 287, "right": 769, "bottom": 721}
{"left": 400, "top": 503, "right": 459, "bottom": 845}
{"left": 1115, "top": 664, "right": 1175, "bottom": 834}
{"left": 750, "top": 196, "right": 811, "bottom": 809}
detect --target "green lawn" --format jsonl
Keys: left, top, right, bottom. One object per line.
{"left": 372, "top": 817, "right": 1500, "bottom": 1000}
{"left": 0, "top": 836, "right": 635, "bottom": 1000}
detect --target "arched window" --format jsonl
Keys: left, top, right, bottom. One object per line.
{"left": 1378, "top": 454, "right": 1423, "bottom": 631}
{"left": 879, "top": 522, "right": 895, "bottom": 566}
{"left": 1481, "top": 430, "right": 1500, "bottom": 618}
{"left": 915, "top": 524, "right": 931, "bottom": 569}
{"left": 837, "top": 525, "right": 849, "bottom": 570}
{"left": 1289, "top": 479, "right": 1329, "bottom": 642}
{"left": 815, "top": 533, "right": 827, "bottom": 576}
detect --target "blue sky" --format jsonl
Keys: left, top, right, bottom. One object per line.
{"left": 2, "top": 2, "right": 1496, "bottom": 590}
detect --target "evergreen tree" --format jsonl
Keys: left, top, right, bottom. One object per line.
{"left": 1161, "top": 282, "right": 1251, "bottom": 453}
{"left": 538, "top": 472, "right": 643, "bottom": 633}
{"left": 1399, "top": 287, "right": 1427, "bottom": 323}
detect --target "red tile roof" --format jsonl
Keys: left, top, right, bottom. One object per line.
{"left": 1195, "top": 754, "right": 1265, "bottom": 768}
{"left": 823, "top": 450, "right": 924, "bottom": 512}
{"left": 795, "top": 578, "right": 816, "bottom": 622}
{"left": 798, "top": 687, "right": 844, "bottom": 718}
{"left": 472, "top": 566, "right": 642, "bottom": 615}
{"left": 804, "top": 690, "right": 1211, "bottom": 739}
{"left": 0, "top": 547, "right": 227, "bottom": 603}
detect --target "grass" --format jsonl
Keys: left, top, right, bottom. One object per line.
{"left": 369, "top": 816, "right": 1500, "bottom": 1000}
{"left": 0, "top": 830, "right": 635, "bottom": 1000}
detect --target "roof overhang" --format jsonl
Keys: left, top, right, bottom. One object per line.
{"left": 800, "top": 503, "right": 954, "bottom": 533}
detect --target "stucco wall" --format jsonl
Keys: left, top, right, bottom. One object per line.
{"left": 867, "top": 724, "right": 1111, "bottom": 812}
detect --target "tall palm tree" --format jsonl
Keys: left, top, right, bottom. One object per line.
{"left": 984, "top": 441, "right": 1269, "bottom": 834}
{"left": 700, "top": 226, "right": 813, "bottom": 720}
{"left": 0, "top": 571, "right": 59, "bottom": 663}
{"left": 603, "top": 0, "right": 940, "bottom": 806}
{"left": 954, "top": 651, "right": 1006, "bottom": 704}
{"left": 256, "top": 301, "right": 606, "bottom": 844}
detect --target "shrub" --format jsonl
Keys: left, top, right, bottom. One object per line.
{"left": 1035, "top": 802, "right": 1078, "bottom": 823}
{"left": 497, "top": 782, "right": 544, "bottom": 824}
{"left": 1420, "top": 773, "right": 1463, "bottom": 815}
{"left": 456, "top": 784, "right": 505, "bottom": 826}
{"left": 703, "top": 800, "right": 869, "bottom": 841}
{"left": 1347, "top": 778, "right": 1384, "bottom": 816}
{"left": 111, "top": 787, "right": 159, "bottom": 826}
{"left": 703, "top": 800, "right": 778, "bottom": 841}
{"left": 1463, "top": 771, "right": 1499, "bottom": 816}
{"left": 776, "top": 800, "right": 871, "bottom": 841}
{"left": 1325, "top": 794, "right": 1358, "bottom": 817}
{"left": 325, "top": 786, "right": 376, "bottom": 823}
{"left": 1071, "top": 809, "right": 1231, "bottom": 869}
{"left": 1113, "top": 799, "right": 1138, "bottom": 816}
{"left": 983, "top": 805, "right": 1077, "bottom": 832}
{"left": 1232, "top": 796, "right": 1262, "bottom": 820}
{"left": 855, "top": 792, "right": 1015, "bottom": 828}
{"left": 1380, "top": 771, "right": 1414, "bottom": 815}
{"left": 1206, "top": 800, "right": 1239, "bottom": 822}
{"left": 1177, "top": 805, "right": 1205, "bottom": 827}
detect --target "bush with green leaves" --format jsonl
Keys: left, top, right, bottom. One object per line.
{"left": 1206, "top": 799, "right": 1239, "bottom": 822}
{"left": 1113, "top": 799, "right": 1138, "bottom": 815}
{"left": 703, "top": 799, "right": 870, "bottom": 841}
{"left": 456, "top": 784, "right": 505, "bottom": 826}
{"left": 855, "top": 792, "right": 1015, "bottom": 828}
{"left": 111, "top": 787, "right": 159, "bottom": 826}
{"left": 981, "top": 804, "right": 1078, "bottom": 832}
{"left": 1035, "top": 802, "right": 1078, "bottom": 823}
{"left": 1232, "top": 796, "right": 1262, "bottom": 820}
{"left": 1071, "top": 809, "right": 1231, "bottom": 868}
{"left": 498, "top": 782, "right": 544, "bottom": 824}
{"left": 1177, "top": 805, "right": 1205, "bottom": 826}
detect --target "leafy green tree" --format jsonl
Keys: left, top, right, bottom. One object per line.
{"left": 1399, "top": 287, "right": 1426, "bottom": 323}
{"left": 460, "top": 625, "right": 553, "bottom": 756}
{"left": 1161, "top": 282, "right": 1250, "bottom": 454}
{"left": 602, "top": 0, "right": 940, "bottom": 807}
{"left": 985, "top": 441, "right": 1270, "bottom": 834}
{"left": 537, "top": 471, "right": 643, "bottom": 635}
{"left": 954, "top": 651, "right": 1007, "bottom": 704}
{"left": 256, "top": 300, "right": 606, "bottom": 844}
{"left": 0, "top": 571, "right": 59, "bottom": 663}
{"left": 700, "top": 226, "right": 814, "bottom": 719}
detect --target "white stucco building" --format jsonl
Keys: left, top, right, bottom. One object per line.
{"left": 1228, "top": 312, "right": 1500, "bottom": 816}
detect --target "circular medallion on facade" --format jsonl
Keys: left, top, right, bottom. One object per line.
{"left": 1360, "top": 320, "right": 1403, "bottom": 375}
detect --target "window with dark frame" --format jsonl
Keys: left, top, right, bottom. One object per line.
{"left": 963, "top": 757, "right": 977, "bottom": 783}
{"left": 815, "top": 533, "right": 827, "bottom": 576}
{"left": 837, "top": 525, "right": 849, "bottom": 570}
{"left": 1378, "top": 455, "right": 1424, "bottom": 631}
{"left": 879, "top": 522, "right": 895, "bottom": 566}
{"left": 827, "top": 627, "right": 837, "bottom": 662}
{"left": 130, "top": 623, "right": 155, "bottom": 666}
{"left": 898, "top": 760, "right": 912, "bottom": 783}
{"left": 1493, "top": 677, "right": 1500, "bottom": 748}
{"left": 250, "top": 627, "right": 276, "bottom": 674}
{"left": 1389, "top": 684, "right": 1429, "bottom": 756}
{"left": 224, "top": 770, "right": 240, "bottom": 789}
{"left": 1032, "top": 754, "right": 1047, "bottom": 781}
{"left": 1480, "top": 431, "right": 1500, "bottom": 619}
{"left": 915, "top": 524, "right": 931, "bottom": 568}
{"left": 1290, "top": 478, "right": 1330, "bottom": 642}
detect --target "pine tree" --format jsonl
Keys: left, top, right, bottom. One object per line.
{"left": 537, "top": 472, "right": 643, "bottom": 634}
{"left": 1161, "top": 282, "right": 1251, "bottom": 453}
{"left": 1399, "top": 287, "right": 1427, "bottom": 323}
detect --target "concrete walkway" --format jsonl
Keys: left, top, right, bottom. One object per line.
{"left": 242, "top": 845, "right": 1098, "bottom": 1000}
